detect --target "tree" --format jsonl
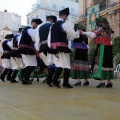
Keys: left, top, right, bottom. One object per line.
{"left": 88, "top": 47, "right": 96, "bottom": 65}
{"left": 113, "top": 36, "right": 120, "bottom": 65}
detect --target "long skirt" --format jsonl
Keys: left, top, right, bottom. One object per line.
{"left": 73, "top": 48, "right": 90, "bottom": 79}
{"left": 92, "top": 44, "right": 114, "bottom": 80}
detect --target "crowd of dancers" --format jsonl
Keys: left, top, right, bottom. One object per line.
{"left": 0, "top": 7, "right": 114, "bottom": 88}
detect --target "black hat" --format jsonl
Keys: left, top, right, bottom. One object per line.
{"left": 59, "top": 7, "right": 70, "bottom": 16}
{"left": 46, "top": 15, "right": 57, "bottom": 23}
{"left": 5, "top": 34, "right": 11, "bottom": 39}
{"left": 10, "top": 34, "right": 14, "bottom": 38}
{"left": 18, "top": 28, "right": 23, "bottom": 32}
{"left": 31, "top": 19, "right": 43, "bottom": 25}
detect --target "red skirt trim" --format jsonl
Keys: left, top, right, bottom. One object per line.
{"left": 95, "top": 37, "right": 112, "bottom": 46}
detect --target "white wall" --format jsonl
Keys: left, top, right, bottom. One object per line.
{"left": 0, "top": 11, "right": 21, "bottom": 32}
{"left": 27, "top": 0, "right": 79, "bottom": 27}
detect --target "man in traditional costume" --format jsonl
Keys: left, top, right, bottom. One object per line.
{"left": 35, "top": 15, "right": 57, "bottom": 87}
{"left": 10, "top": 28, "right": 24, "bottom": 83}
{"left": 0, "top": 34, "right": 14, "bottom": 82}
{"left": 47, "top": 8, "right": 81, "bottom": 88}
{"left": 19, "top": 19, "right": 42, "bottom": 84}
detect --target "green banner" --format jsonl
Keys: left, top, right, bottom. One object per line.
{"left": 87, "top": 4, "right": 99, "bottom": 30}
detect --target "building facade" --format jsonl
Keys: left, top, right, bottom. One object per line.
{"left": 26, "top": 0, "right": 79, "bottom": 27}
{"left": 0, "top": 10, "right": 21, "bottom": 41}
{"left": 76, "top": 0, "right": 120, "bottom": 37}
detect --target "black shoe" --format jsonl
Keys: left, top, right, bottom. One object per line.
{"left": 52, "top": 81, "right": 61, "bottom": 88}
{"left": 106, "top": 83, "right": 113, "bottom": 88}
{"left": 37, "top": 78, "right": 39, "bottom": 82}
{"left": 74, "top": 82, "right": 81, "bottom": 86}
{"left": 0, "top": 76, "right": 5, "bottom": 82}
{"left": 63, "top": 83, "right": 73, "bottom": 88}
{"left": 10, "top": 79, "right": 19, "bottom": 83}
{"left": 83, "top": 81, "right": 89, "bottom": 86}
{"left": 31, "top": 79, "right": 34, "bottom": 81}
{"left": 46, "top": 82, "right": 53, "bottom": 87}
{"left": 96, "top": 83, "right": 105, "bottom": 88}
{"left": 21, "top": 79, "right": 32, "bottom": 85}
{"left": 7, "top": 78, "right": 11, "bottom": 81}
{"left": 42, "top": 78, "right": 47, "bottom": 83}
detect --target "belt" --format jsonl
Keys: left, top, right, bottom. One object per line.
{"left": 13, "top": 47, "right": 18, "bottom": 50}
{"left": 4, "top": 50, "right": 10, "bottom": 54}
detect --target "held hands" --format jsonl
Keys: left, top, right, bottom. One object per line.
{"left": 78, "top": 30, "right": 83, "bottom": 35}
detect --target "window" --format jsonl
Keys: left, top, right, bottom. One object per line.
{"left": 27, "top": 18, "right": 30, "bottom": 24}
{"left": 46, "top": 12, "right": 51, "bottom": 16}
{"left": 71, "top": 8, "right": 74, "bottom": 13}
{"left": 61, "top": 6, "right": 65, "bottom": 9}
{"left": 53, "top": 4, "right": 56, "bottom": 9}
{"left": 94, "top": 0, "right": 107, "bottom": 11}
{"left": 36, "top": 12, "right": 40, "bottom": 18}
{"left": 31, "top": 15, "right": 35, "bottom": 20}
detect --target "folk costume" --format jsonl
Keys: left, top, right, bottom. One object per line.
{"left": 72, "top": 24, "right": 90, "bottom": 86}
{"left": 19, "top": 19, "right": 42, "bottom": 84}
{"left": 10, "top": 28, "right": 25, "bottom": 83}
{"left": 82, "top": 17, "right": 114, "bottom": 88}
{"left": 47, "top": 8, "right": 80, "bottom": 88}
{"left": 0, "top": 34, "right": 13, "bottom": 82}
{"left": 35, "top": 15, "right": 57, "bottom": 87}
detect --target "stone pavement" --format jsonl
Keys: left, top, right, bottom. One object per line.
{"left": 0, "top": 78, "right": 120, "bottom": 120}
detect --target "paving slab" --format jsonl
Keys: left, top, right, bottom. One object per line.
{"left": 0, "top": 79, "right": 120, "bottom": 120}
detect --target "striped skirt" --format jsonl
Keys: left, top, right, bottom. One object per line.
{"left": 72, "top": 48, "right": 90, "bottom": 79}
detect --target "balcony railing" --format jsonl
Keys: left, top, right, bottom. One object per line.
{"left": 28, "top": 3, "right": 79, "bottom": 17}
{"left": 94, "top": 0, "right": 107, "bottom": 11}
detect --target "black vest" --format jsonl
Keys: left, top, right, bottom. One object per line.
{"left": 74, "top": 35, "right": 88, "bottom": 45}
{"left": 1, "top": 40, "right": 11, "bottom": 59}
{"left": 10, "top": 34, "right": 22, "bottom": 58}
{"left": 39, "top": 22, "right": 52, "bottom": 53}
{"left": 49, "top": 20, "right": 71, "bottom": 54}
{"left": 19, "top": 26, "right": 36, "bottom": 55}
{"left": 2, "top": 40, "right": 11, "bottom": 51}
{"left": 13, "top": 34, "right": 20, "bottom": 48}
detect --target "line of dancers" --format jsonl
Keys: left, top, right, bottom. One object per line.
{"left": 0, "top": 7, "right": 114, "bottom": 88}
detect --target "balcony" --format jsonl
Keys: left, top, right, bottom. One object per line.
{"left": 27, "top": 3, "right": 79, "bottom": 17}
{"left": 94, "top": 0, "right": 107, "bottom": 12}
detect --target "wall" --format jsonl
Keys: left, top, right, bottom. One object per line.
{"left": 0, "top": 30, "right": 12, "bottom": 42}
{"left": 78, "top": 0, "right": 120, "bottom": 37}
{"left": 27, "top": 0, "right": 80, "bottom": 27}
{"left": 0, "top": 11, "right": 21, "bottom": 32}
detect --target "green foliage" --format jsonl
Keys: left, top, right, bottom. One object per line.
{"left": 113, "top": 36, "right": 120, "bottom": 65}
{"left": 88, "top": 47, "right": 96, "bottom": 65}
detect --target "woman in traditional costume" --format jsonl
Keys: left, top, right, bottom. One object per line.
{"left": 82, "top": 17, "right": 114, "bottom": 88}
{"left": 72, "top": 23, "right": 90, "bottom": 86}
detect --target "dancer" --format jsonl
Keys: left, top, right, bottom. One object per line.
{"left": 10, "top": 28, "right": 24, "bottom": 83}
{"left": 35, "top": 15, "right": 57, "bottom": 87}
{"left": 81, "top": 17, "right": 114, "bottom": 88}
{"left": 0, "top": 34, "right": 14, "bottom": 82}
{"left": 72, "top": 24, "right": 90, "bottom": 86}
{"left": 47, "top": 8, "right": 81, "bottom": 88}
{"left": 19, "top": 19, "right": 42, "bottom": 84}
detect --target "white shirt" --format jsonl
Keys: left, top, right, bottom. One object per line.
{"left": 18, "top": 26, "right": 37, "bottom": 46}
{"left": 7, "top": 33, "right": 21, "bottom": 49}
{"left": 7, "top": 40, "right": 13, "bottom": 49}
{"left": 35, "top": 21, "right": 51, "bottom": 51}
{"left": 48, "top": 18, "right": 80, "bottom": 48}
